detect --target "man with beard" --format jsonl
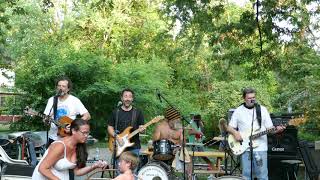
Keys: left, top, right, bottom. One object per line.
{"left": 44, "top": 76, "right": 91, "bottom": 147}
{"left": 107, "top": 88, "right": 145, "bottom": 171}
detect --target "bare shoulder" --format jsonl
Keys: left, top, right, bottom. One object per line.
{"left": 48, "top": 141, "right": 65, "bottom": 152}
{"left": 113, "top": 174, "right": 134, "bottom": 180}
{"left": 155, "top": 121, "right": 166, "bottom": 129}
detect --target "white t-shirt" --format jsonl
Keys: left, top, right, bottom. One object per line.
{"left": 229, "top": 104, "right": 273, "bottom": 151}
{"left": 44, "top": 95, "right": 88, "bottom": 140}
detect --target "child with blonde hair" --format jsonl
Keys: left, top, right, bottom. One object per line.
{"left": 113, "top": 151, "right": 139, "bottom": 180}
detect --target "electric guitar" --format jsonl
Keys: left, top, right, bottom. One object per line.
{"left": 108, "top": 116, "right": 164, "bottom": 157}
{"left": 24, "top": 106, "right": 72, "bottom": 137}
{"left": 228, "top": 117, "right": 306, "bottom": 155}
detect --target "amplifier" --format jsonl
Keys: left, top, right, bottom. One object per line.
{"left": 268, "top": 128, "right": 300, "bottom": 180}
{"left": 267, "top": 127, "right": 298, "bottom": 156}
{"left": 270, "top": 112, "right": 303, "bottom": 126}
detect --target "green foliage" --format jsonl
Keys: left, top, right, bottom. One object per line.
{"left": 1, "top": 0, "right": 319, "bottom": 141}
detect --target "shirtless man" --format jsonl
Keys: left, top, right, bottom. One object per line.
{"left": 152, "top": 107, "right": 192, "bottom": 179}
{"left": 152, "top": 107, "right": 183, "bottom": 144}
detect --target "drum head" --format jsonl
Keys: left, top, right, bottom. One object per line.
{"left": 153, "top": 140, "right": 174, "bottom": 161}
{"left": 137, "top": 161, "right": 171, "bottom": 180}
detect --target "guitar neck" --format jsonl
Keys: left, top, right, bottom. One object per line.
{"left": 250, "top": 117, "right": 306, "bottom": 140}
{"left": 251, "top": 127, "right": 276, "bottom": 140}
{"left": 36, "top": 112, "right": 61, "bottom": 127}
{"left": 127, "top": 121, "right": 153, "bottom": 139}
{"left": 35, "top": 112, "right": 48, "bottom": 119}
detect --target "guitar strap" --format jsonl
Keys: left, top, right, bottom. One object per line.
{"left": 255, "top": 104, "right": 262, "bottom": 128}
{"left": 53, "top": 96, "right": 58, "bottom": 121}
{"left": 115, "top": 108, "right": 119, "bottom": 133}
{"left": 131, "top": 108, "right": 137, "bottom": 127}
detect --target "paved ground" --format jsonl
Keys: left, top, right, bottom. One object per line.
{"left": 79, "top": 146, "right": 309, "bottom": 180}
{"left": 75, "top": 146, "right": 112, "bottom": 180}
{"left": 0, "top": 131, "right": 311, "bottom": 180}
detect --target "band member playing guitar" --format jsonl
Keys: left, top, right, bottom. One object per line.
{"left": 107, "top": 88, "right": 145, "bottom": 172}
{"left": 44, "top": 76, "right": 91, "bottom": 147}
{"left": 225, "top": 88, "right": 285, "bottom": 180}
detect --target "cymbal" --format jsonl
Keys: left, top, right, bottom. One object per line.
{"left": 186, "top": 142, "right": 204, "bottom": 146}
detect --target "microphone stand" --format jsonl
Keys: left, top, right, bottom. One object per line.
{"left": 222, "top": 131, "right": 229, "bottom": 175}
{"left": 46, "top": 107, "right": 53, "bottom": 147}
{"left": 158, "top": 91, "right": 191, "bottom": 180}
{"left": 111, "top": 104, "right": 120, "bottom": 178}
{"left": 249, "top": 106, "right": 255, "bottom": 180}
{"left": 45, "top": 94, "right": 58, "bottom": 148}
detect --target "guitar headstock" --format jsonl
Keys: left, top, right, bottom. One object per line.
{"left": 288, "top": 117, "right": 306, "bottom": 126}
{"left": 219, "top": 118, "right": 228, "bottom": 132}
{"left": 24, "top": 106, "right": 38, "bottom": 116}
{"left": 150, "top": 115, "right": 165, "bottom": 124}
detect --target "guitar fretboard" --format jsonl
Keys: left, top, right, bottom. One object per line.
{"left": 26, "top": 110, "right": 62, "bottom": 128}
{"left": 128, "top": 120, "right": 154, "bottom": 139}
{"left": 251, "top": 127, "right": 277, "bottom": 140}
{"left": 127, "top": 116, "right": 162, "bottom": 139}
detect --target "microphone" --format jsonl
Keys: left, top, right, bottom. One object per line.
{"left": 56, "top": 89, "right": 63, "bottom": 97}
{"left": 251, "top": 99, "right": 256, "bottom": 104}
{"left": 156, "top": 89, "right": 162, "bottom": 103}
{"left": 117, "top": 101, "right": 123, "bottom": 107}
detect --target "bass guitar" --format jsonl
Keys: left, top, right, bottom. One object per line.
{"left": 24, "top": 107, "right": 72, "bottom": 137}
{"left": 228, "top": 117, "right": 306, "bottom": 155}
{"left": 108, "top": 116, "right": 164, "bottom": 157}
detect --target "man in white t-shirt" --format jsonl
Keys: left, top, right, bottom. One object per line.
{"left": 226, "top": 88, "right": 284, "bottom": 180}
{"left": 44, "top": 76, "right": 91, "bottom": 146}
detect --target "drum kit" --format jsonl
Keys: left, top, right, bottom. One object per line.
{"left": 136, "top": 137, "right": 244, "bottom": 180}
{"left": 138, "top": 139, "right": 179, "bottom": 179}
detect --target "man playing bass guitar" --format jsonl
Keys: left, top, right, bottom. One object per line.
{"left": 225, "top": 88, "right": 285, "bottom": 180}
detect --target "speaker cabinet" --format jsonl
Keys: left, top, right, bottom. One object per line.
{"left": 268, "top": 127, "right": 298, "bottom": 157}
{"left": 268, "top": 128, "right": 300, "bottom": 180}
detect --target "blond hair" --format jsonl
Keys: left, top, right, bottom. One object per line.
{"left": 119, "top": 151, "right": 139, "bottom": 170}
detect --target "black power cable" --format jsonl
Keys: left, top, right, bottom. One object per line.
{"left": 255, "top": 0, "right": 263, "bottom": 57}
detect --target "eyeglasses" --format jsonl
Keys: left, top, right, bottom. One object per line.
{"left": 79, "top": 130, "right": 90, "bottom": 136}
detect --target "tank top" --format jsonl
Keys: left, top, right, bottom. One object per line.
{"left": 32, "top": 141, "right": 77, "bottom": 180}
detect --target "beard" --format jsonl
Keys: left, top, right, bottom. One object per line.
{"left": 123, "top": 100, "right": 132, "bottom": 107}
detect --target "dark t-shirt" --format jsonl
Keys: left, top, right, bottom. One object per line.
{"left": 108, "top": 107, "right": 144, "bottom": 150}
